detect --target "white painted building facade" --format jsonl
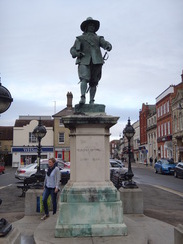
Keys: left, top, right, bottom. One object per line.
{"left": 12, "top": 116, "right": 54, "bottom": 167}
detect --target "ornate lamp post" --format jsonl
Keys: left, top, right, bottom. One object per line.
{"left": 32, "top": 119, "right": 47, "bottom": 177}
{"left": 122, "top": 118, "right": 138, "bottom": 189}
{"left": 0, "top": 80, "right": 13, "bottom": 236}
{"left": 0, "top": 82, "right": 13, "bottom": 114}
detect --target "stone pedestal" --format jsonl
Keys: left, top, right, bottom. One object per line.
{"left": 25, "top": 189, "right": 53, "bottom": 216}
{"left": 119, "top": 188, "right": 143, "bottom": 214}
{"left": 25, "top": 189, "right": 42, "bottom": 216}
{"left": 55, "top": 105, "right": 127, "bottom": 237}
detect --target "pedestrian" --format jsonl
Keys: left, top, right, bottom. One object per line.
{"left": 41, "top": 158, "right": 60, "bottom": 220}
{"left": 70, "top": 17, "right": 112, "bottom": 104}
{"left": 150, "top": 157, "right": 153, "bottom": 166}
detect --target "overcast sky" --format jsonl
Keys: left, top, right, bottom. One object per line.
{"left": 0, "top": 0, "right": 183, "bottom": 140}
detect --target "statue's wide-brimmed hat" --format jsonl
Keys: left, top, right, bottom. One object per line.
{"left": 80, "top": 17, "right": 100, "bottom": 32}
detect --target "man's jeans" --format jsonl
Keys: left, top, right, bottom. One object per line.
{"left": 42, "top": 186, "right": 57, "bottom": 215}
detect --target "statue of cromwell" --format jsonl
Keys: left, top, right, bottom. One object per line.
{"left": 70, "top": 17, "right": 112, "bottom": 105}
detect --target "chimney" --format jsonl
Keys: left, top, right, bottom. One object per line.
{"left": 181, "top": 70, "right": 183, "bottom": 83}
{"left": 67, "top": 92, "right": 73, "bottom": 109}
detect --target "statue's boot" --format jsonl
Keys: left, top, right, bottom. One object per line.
{"left": 79, "top": 95, "right": 86, "bottom": 104}
{"left": 89, "top": 86, "right": 96, "bottom": 104}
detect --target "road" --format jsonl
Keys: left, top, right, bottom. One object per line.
{"left": 133, "top": 165, "right": 183, "bottom": 194}
{"left": 0, "top": 165, "right": 183, "bottom": 226}
{"left": 132, "top": 164, "right": 183, "bottom": 226}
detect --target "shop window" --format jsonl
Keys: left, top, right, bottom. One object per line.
{"left": 57, "top": 152, "right": 63, "bottom": 159}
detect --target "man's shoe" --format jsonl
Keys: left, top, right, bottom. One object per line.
{"left": 41, "top": 214, "right": 49, "bottom": 220}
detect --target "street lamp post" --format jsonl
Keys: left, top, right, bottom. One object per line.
{"left": 0, "top": 82, "right": 13, "bottom": 114}
{"left": 122, "top": 118, "right": 138, "bottom": 189}
{"left": 0, "top": 81, "right": 13, "bottom": 236}
{"left": 32, "top": 119, "right": 47, "bottom": 178}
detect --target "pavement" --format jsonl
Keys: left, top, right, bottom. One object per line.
{"left": 2, "top": 209, "right": 174, "bottom": 244}
{"left": 0, "top": 163, "right": 182, "bottom": 243}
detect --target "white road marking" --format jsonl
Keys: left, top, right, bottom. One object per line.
{"left": 153, "top": 185, "right": 183, "bottom": 198}
{"left": 0, "top": 184, "right": 12, "bottom": 190}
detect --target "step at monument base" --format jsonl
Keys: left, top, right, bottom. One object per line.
{"left": 55, "top": 183, "right": 127, "bottom": 237}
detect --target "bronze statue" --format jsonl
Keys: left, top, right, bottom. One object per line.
{"left": 70, "top": 17, "right": 112, "bottom": 104}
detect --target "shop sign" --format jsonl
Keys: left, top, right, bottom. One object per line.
{"left": 12, "top": 147, "right": 53, "bottom": 153}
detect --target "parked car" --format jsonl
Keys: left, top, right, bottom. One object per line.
{"left": 15, "top": 158, "right": 67, "bottom": 180}
{"left": 174, "top": 162, "right": 183, "bottom": 178}
{"left": 154, "top": 158, "right": 176, "bottom": 174}
{"left": 0, "top": 162, "right": 5, "bottom": 174}
{"left": 110, "top": 159, "right": 127, "bottom": 180}
{"left": 15, "top": 160, "right": 47, "bottom": 180}
{"left": 111, "top": 159, "right": 125, "bottom": 168}
{"left": 60, "top": 167, "right": 70, "bottom": 185}
{"left": 110, "top": 159, "right": 124, "bottom": 168}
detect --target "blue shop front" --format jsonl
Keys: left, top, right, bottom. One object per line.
{"left": 12, "top": 146, "right": 54, "bottom": 167}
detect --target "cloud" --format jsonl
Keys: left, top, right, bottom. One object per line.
{"left": 0, "top": 0, "right": 183, "bottom": 140}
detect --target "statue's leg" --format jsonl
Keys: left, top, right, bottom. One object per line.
{"left": 78, "top": 64, "right": 90, "bottom": 104}
{"left": 79, "top": 79, "right": 87, "bottom": 104}
{"left": 89, "top": 86, "right": 96, "bottom": 104}
{"left": 89, "top": 64, "right": 102, "bottom": 104}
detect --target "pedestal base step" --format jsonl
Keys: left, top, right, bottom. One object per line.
{"left": 55, "top": 223, "right": 127, "bottom": 237}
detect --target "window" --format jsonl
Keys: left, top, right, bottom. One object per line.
{"left": 180, "top": 112, "right": 183, "bottom": 130}
{"left": 59, "top": 132, "right": 64, "bottom": 144}
{"left": 59, "top": 118, "right": 64, "bottom": 127}
{"left": 57, "top": 152, "right": 63, "bottom": 159}
{"left": 161, "top": 124, "right": 164, "bottom": 137}
{"left": 168, "top": 121, "right": 170, "bottom": 135}
{"left": 158, "top": 126, "right": 160, "bottom": 137}
{"left": 154, "top": 115, "right": 156, "bottom": 124}
{"left": 174, "top": 115, "right": 177, "bottom": 132}
{"left": 164, "top": 123, "right": 167, "bottom": 136}
{"left": 167, "top": 101, "right": 169, "bottom": 113}
{"left": 164, "top": 104, "right": 166, "bottom": 114}
{"left": 29, "top": 132, "right": 37, "bottom": 143}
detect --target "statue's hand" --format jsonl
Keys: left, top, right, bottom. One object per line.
{"left": 77, "top": 52, "right": 85, "bottom": 58}
{"left": 106, "top": 45, "right": 112, "bottom": 51}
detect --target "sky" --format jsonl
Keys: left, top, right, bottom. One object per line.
{"left": 0, "top": 0, "right": 183, "bottom": 140}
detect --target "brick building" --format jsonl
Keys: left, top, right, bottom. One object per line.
{"left": 156, "top": 72, "right": 183, "bottom": 160}
{"left": 0, "top": 126, "right": 13, "bottom": 166}
{"left": 156, "top": 86, "right": 174, "bottom": 159}
{"left": 110, "top": 139, "right": 120, "bottom": 159}
{"left": 171, "top": 71, "right": 183, "bottom": 161}
{"left": 139, "top": 103, "right": 156, "bottom": 163}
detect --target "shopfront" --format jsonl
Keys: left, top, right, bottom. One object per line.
{"left": 12, "top": 146, "right": 54, "bottom": 167}
{"left": 55, "top": 147, "right": 70, "bottom": 162}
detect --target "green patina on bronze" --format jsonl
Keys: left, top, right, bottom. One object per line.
{"left": 75, "top": 104, "right": 105, "bottom": 114}
{"left": 70, "top": 17, "right": 112, "bottom": 105}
